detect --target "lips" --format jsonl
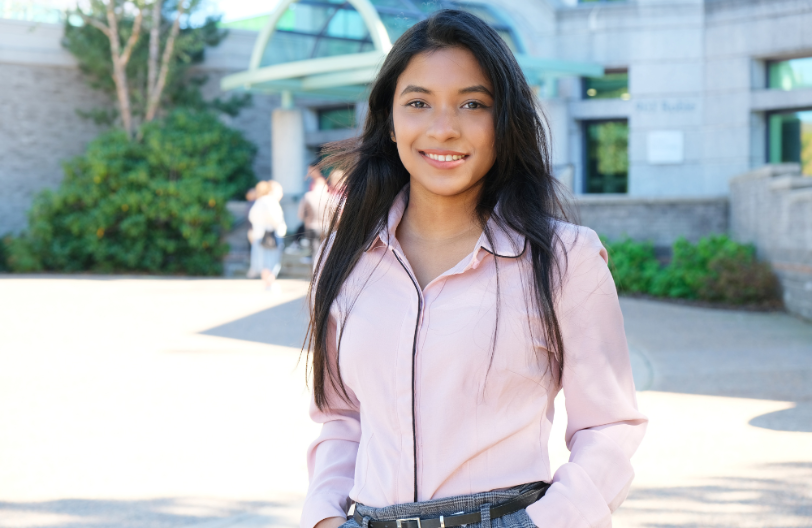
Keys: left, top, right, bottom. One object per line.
{"left": 419, "top": 149, "right": 469, "bottom": 169}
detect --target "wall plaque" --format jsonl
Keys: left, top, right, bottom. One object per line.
{"left": 647, "top": 130, "right": 684, "bottom": 165}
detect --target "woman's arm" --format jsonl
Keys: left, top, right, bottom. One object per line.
{"left": 526, "top": 227, "right": 648, "bottom": 528}
{"left": 300, "top": 314, "right": 361, "bottom": 528}
{"left": 270, "top": 199, "right": 288, "bottom": 237}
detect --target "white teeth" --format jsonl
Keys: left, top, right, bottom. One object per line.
{"left": 426, "top": 153, "right": 464, "bottom": 161}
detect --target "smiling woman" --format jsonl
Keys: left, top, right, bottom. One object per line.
{"left": 301, "top": 10, "right": 647, "bottom": 528}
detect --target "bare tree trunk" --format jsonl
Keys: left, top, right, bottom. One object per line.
{"left": 147, "top": 0, "right": 161, "bottom": 97}
{"left": 84, "top": 1, "right": 143, "bottom": 137}
{"left": 144, "top": 0, "right": 185, "bottom": 123}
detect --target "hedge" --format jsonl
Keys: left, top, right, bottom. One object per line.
{"left": 3, "top": 109, "right": 256, "bottom": 275}
{"left": 602, "top": 234, "right": 781, "bottom": 306}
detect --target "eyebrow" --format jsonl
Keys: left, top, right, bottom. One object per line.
{"left": 459, "top": 84, "right": 493, "bottom": 96}
{"left": 399, "top": 84, "right": 493, "bottom": 97}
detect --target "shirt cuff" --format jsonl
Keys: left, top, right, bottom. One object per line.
{"left": 300, "top": 493, "right": 350, "bottom": 528}
{"left": 525, "top": 463, "right": 611, "bottom": 528}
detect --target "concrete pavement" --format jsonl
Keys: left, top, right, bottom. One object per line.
{"left": 0, "top": 276, "right": 809, "bottom": 528}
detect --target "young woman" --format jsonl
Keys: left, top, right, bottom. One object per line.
{"left": 248, "top": 180, "right": 287, "bottom": 289}
{"left": 302, "top": 10, "right": 647, "bottom": 528}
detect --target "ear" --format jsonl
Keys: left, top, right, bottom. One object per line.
{"left": 390, "top": 131, "right": 396, "bottom": 142}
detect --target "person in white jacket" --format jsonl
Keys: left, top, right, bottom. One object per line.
{"left": 247, "top": 180, "right": 287, "bottom": 289}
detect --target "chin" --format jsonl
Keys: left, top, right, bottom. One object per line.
{"left": 417, "top": 177, "right": 479, "bottom": 197}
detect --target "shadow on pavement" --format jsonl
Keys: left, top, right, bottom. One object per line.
{"left": 620, "top": 298, "right": 812, "bottom": 433}
{"left": 0, "top": 498, "right": 297, "bottom": 528}
{"left": 749, "top": 403, "right": 812, "bottom": 433}
{"left": 618, "top": 462, "right": 812, "bottom": 526}
{"left": 200, "top": 297, "right": 309, "bottom": 349}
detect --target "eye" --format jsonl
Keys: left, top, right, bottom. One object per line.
{"left": 462, "top": 101, "right": 487, "bottom": 110}
{"left": 407, "top": 100, "right": 428, "bottom": 108}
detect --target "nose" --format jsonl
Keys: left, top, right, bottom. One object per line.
{"left": 426, "top": 105, "right": 461, "bottom": 142}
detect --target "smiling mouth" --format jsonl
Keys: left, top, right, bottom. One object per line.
{"left": 420, "top": 151, "right": 469, "bottom": 162}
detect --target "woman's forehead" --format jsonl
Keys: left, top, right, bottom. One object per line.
{"left": 396, "top": 48, "right": 492, "bottom": 93}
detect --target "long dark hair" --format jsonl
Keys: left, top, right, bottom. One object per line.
{"left": 306, "top": 9, "right": 570, "bottom": 410}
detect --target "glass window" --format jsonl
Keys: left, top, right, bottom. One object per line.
{"left": 318, "top": 106, "right": 357, "bottom": 130}
{"left": 583, "top": 70, "right": 629, "bottom": 100}
{"left": 228, "top": 0, "right": 524, "bottom": 66}
{"left": 768, "top": 57, "right": 812, "bottom": 90}
{"left": 368, "top": 0, "right": 411, "bottom": 8}
{"left": 259, "top": 2, "right": 373, "bottom": 67}
{"left": 584, "top": 120, "right": 629, "bottom": 194}
{"left": 769, "top": 110, "right": 812, "bottom": 175}
{"left": 220, "top": 14, "right": 271, "bottom": 31}
{"left": 379, "top": 12, "right": 423, "bottom": 42}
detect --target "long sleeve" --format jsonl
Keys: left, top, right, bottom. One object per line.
{"left": 248, "top": 201, "right": 266, "bottom": 237}
{"left": 300, "top": 313, "right": 361, "bottom": 528}
{"left": 269, "top": 199, "right": 287, "bottom": 237}
{"left": 526, "top": 228, "right": 648, "bottom": 528}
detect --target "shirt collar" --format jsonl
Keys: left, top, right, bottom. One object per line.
{"left": 367, "top": 186, "right": 527, "bottom": 265}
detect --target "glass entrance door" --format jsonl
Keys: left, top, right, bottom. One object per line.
{"left": 584, "top": 120, "right": 629, "bottom": 193}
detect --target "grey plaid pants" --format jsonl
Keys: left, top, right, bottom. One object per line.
{"left": 342, "top": 482, "right": 543, "bottom": 528}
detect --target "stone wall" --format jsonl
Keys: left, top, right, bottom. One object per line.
{"left": 730, "top": 164, "right": 812, "bottom": 320}
{"left": 0, "top": 61, "right": 109, "bottom": 235}
{"left": 573, "top": 195, "right": 729, "bottom": 247}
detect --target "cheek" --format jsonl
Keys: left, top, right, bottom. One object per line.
{"left": 393, "top": 113, "right": 423, "bottom": 165}
{"left": 470, "top": 117, "right": 496, "bottom": 162}
{"left": 392, "top": 108, "right": 420, "bottom": 143}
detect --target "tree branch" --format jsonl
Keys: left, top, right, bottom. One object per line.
{"left": 104, "top": 0, "right": 142, "bottom": 137}
{"left": 119, "top": 8, "right": 143, "bottom": 65}
{"left": 79, "top": 12, "right": 111, "bottom": 37}
{"left": 105, "top": 0, "right": 121, "bottom": 58}
{"left": 147, "top": 0, "right": 162, "bottom": 98}
{"left": 144, "top": 0, "right": 185, "bottom": 122}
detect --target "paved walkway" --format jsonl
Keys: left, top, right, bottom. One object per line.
{"left": 0, "top": 277, "right": 809, "bottom": 528}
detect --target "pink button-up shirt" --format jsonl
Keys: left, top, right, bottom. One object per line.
{"left": 302, "top": 190, "right": 647, "bottom": 528}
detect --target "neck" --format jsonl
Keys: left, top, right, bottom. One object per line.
{"left": 399, "top": 181, "right": 482, "bottom": 242}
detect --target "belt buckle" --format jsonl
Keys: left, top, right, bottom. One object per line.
{"left": 396, "top": 518, "right": 422, "bottom": 528}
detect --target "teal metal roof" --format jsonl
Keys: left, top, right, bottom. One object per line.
{"left": 252, "top": 0, "right": 525, "bottom": 68}
{"left": 221, "top": 0, "right": 602, "bottom": 100}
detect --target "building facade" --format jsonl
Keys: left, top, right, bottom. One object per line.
{"left": 2, "top": 0, "right": 812, "bottom": 234}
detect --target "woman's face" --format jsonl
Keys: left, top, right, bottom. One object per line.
{"left": 392, "top": 47, "right": 496, "bottom": 199}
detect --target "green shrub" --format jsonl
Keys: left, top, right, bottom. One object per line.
{"left": 703, "top": 252, "right": 780, "bottom": 304}
{"left": 602, "top": 234, "right": 781, "bottom": 306}
{"left": 0, "top": 235, "right": 10, "bottom": 272}
{"left": 601, "top": 237, "right": 660, "bottom": 294}
{"left": 7, "top": 109, "right": 256, "bottom": 275}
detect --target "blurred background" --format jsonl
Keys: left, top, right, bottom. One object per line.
{"left": 0, "top": 0, "right": 811, "bottom": 527}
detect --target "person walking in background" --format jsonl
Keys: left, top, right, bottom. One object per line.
{"left": 247, "top": 180, "right": 287, "bottom": 289}
{"left": 298, "top": 170, "right": 331, "bottom": 265}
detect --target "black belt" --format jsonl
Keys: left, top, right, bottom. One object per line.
{"left": 352, "top": 483, "right": 550, "bottom": 528}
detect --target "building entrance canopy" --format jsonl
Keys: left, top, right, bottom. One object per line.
{"left": 220, "top": 0, "right": 604, "bottom": 100}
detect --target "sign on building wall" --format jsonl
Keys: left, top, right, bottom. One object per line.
{"left": 647, "top": 130, "right": 684, "bottom": 164}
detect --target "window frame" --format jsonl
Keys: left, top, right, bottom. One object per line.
{"left": 765, "top": 55, "right": 812, "bottom": 91}
{"left": 581, "top": 67, "right": 630, "bottom": 101}
{"left": 582, "top": 118, "right": 630, "bottom": 195}
{"left": 317, "top": 105, "right": 358, "bottom": 131}
{"left": 765, "top": 107, "right": 812, "bottom": 173}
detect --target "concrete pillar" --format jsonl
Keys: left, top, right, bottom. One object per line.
{"left": 272, "top": 106, "right": 306, "bottom": 232}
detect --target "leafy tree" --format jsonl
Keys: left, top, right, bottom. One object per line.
{"left": 5, "top": 110, "right": 257, "bottom": 275}
{"left": 64, "top": 0, "right": 250, "bottom": 135}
